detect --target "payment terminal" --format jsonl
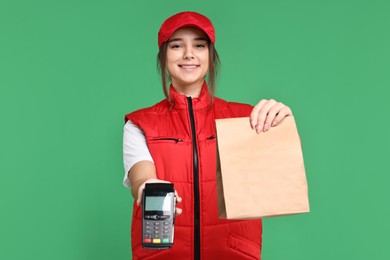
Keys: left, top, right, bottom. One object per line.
{"left": 142, "top": 183, "right": 176, "bottom": 249}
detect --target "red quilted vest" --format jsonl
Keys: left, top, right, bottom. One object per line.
{"left": 125, "top": 83, "right": 262, "bottom": 260}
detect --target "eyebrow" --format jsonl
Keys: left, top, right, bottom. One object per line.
{"left": 168, "top": 37, "right": 208, "bottom": 43}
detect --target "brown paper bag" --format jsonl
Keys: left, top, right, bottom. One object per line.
{"left": 216, "top": 116, "right": 310, "bottom": 219}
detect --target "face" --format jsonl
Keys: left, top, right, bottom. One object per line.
{"left": 166, "top": 27, "right": 209, "bottom": 95}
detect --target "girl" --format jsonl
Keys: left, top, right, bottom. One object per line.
{"left": 123, "top": 11, "right": 292, "bottom": 260}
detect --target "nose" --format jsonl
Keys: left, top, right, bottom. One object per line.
{"left": 183, "top": 46, "right": 194, "bottom": 60}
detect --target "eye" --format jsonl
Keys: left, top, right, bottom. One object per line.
{"left": 169, "top": 43, "right": 182, "bottom": 49}
{"left": 195, "top": 43, "right": 207, "bottom": 48}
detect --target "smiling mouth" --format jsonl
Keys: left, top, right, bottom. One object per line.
{"left": 178, "top": 65, "right": 200, "bottom": 69}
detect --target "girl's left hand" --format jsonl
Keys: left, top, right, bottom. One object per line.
{"left": 250, "top": 99, "right": 292, "bottom": 133}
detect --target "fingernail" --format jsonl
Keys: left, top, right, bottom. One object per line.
{"left": 264, "top": 123, "right": 269, "bottom": 131}
{"left": 256, "top": 125, "right": 262, "bottom": 133}
{"left": 251, "top": 120, "right": 256, "bottom": 129}
{"left": 272, "top": 121, "right": 277, "bottom": 127}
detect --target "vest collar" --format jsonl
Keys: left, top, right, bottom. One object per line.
{"left": 169, "top": 81, "right": 211, "bottom": 110}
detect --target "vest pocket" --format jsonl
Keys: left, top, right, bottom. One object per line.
{"left": 227, "top": 233, "right": 261, "bottom": 259}
{"left": 148, "top": 137, "right": 183, "bottom": 143}
{"left": 206, "top": 135, "right": 216, "bottom": 140}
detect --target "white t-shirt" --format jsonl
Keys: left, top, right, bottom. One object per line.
{"left": 122, "top": 121, "right": 153, "bottom": 188}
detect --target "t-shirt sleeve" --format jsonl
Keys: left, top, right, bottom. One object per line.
{"left": 123, "top": 120, "right": 154, "bottom": 189}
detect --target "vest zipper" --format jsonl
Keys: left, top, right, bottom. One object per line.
{"left": 187, "top": 97, "right": 201, "bottom": 260}
{"left": 150, "top": 137, "right": 183, "bottom": 143}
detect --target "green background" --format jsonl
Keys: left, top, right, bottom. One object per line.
{"left": 1, "top": 0, "right": 389, "bottom": 259}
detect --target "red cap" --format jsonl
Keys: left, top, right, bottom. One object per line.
{"left": 158, "top": 11, "right": 215, "bottom": 47}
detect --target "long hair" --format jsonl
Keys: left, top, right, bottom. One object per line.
{"left": 157, "top": 40, "right": 220, "bottom": 103}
